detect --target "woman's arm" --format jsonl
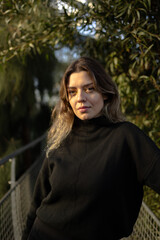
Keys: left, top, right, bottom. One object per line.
{"left": 21, "top": 156, "right": 51, "bottom": 239}
{"left": 124, "top": 122, "right": 160, "bottom": 193}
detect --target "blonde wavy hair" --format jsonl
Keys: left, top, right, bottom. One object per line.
{"left": 47, "top": 56, "right": 125, "bottom": 155}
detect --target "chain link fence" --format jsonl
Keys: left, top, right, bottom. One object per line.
{"left": 122, "top": 202, "right": 160, "bottom": 240}
{"left": 0, "top": 138, "right": 160, "bottom": 239}
{"left": 0, "top": 156, "right": 42, "bottom": 240}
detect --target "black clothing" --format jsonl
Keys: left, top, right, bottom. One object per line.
{"left": 22, "top": 116, "right": 160, "bottom": 240}
{"left": 27, "top": 217, "right": 69, "bottom": 240}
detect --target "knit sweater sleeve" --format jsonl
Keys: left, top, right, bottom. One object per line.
{"left": 21, "top": 156, "right": 51, "bottom": 240}
{"left": 123, "top": 122, "right": 160, "bottom": 194}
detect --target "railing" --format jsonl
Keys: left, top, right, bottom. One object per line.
{"left": 0, "top": 133, "right": 46, "bottom": 240}
{"left": 0, "top": 134, "right": 160, "bottom": 240}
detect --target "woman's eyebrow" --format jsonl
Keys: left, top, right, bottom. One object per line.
{"left": 67, "top": 86, "right": 76, "bottom": 89}
{"left": 67, "top": 83, "right": 93, "bottom": 89}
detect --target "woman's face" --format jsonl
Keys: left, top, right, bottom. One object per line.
{"left": 67, "top": 71, "right": 105, "bottom": 120}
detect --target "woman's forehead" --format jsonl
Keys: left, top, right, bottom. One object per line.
{"left": 67, "top": 71, "right": 94, "bottom": 87}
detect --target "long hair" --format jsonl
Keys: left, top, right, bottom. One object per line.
{"left": 47, "top": 56, "right": 125, "bottom": 155}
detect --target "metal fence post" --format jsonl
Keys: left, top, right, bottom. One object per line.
{"left": 10, "top": 157, "right": 20, "bottom": 240}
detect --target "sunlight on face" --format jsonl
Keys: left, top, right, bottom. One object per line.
{"left": 67, "top": 71, "right": 105, "bottom": 120}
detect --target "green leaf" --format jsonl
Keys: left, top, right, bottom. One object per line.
{"left": 136, "top": 10, "right": 140, "bottom": 21}
{"left": 144, "top": 44, "right": 154, "bottom": 56}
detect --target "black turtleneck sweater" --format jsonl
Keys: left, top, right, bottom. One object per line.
{"left": 22, "top": 116, "right": 160, "bottom": 240}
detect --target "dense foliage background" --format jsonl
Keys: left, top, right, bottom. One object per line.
{"left": 0, "top": 0, "right": 160, "bottom": 217}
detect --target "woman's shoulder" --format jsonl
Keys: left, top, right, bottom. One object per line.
{"left": 112, "top": 120, "right": 147, "bottom": 139}
{"left": 113, "top": 120, "right": 140, "bottom": 132}
{"left": 113, "top": 121, "right": 158, "bottom": 149}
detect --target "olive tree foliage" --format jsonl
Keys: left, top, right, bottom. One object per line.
{"left": 0, "top": 0, "right": 60, "bottom": 159}
{"left": 0, "top": 0, "right": 77, "bottom": 105}
{"left": 0, "top": 0, "right": 76, "bottom": 63}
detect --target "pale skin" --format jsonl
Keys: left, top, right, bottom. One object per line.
{"left": 67, "top": 71, "right": 106, "bottom": 120}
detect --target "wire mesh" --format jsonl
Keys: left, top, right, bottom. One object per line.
{"left": 123, "top": 202, "right": 160, "bottom": 240}
{"left": 0, "top": 156, "right": 160, "bottom": 240}
{"left": 0, "top": 157, "right": 42, "bottom": 240}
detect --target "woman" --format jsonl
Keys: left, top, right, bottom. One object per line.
{"left": 22, "top": 57, "right": 160, "bottom": 240}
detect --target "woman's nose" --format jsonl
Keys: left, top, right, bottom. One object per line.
{"left": 77, "top": 90, "right": 86, "bottom": 102}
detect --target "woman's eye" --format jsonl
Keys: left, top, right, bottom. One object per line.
{"left": 86, "top": 87, "right": 94, "bottom": 93}
{"left": 68, "top": 90, "right": 76, "bottom": 96}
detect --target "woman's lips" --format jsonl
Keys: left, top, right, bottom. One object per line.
{"left": 78, "top": 106, "right": 90, "bottom": 112}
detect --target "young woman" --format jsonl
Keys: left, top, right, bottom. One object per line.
{"left": 22, "top": 57, "right": 160, "bottom": 240}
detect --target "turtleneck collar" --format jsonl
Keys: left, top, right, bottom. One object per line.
{"left": 73, "top": 115, "right": 112, "bottom": 130}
